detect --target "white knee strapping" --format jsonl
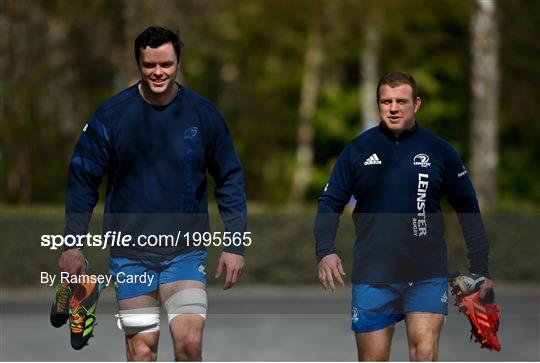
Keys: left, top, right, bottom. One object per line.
{"left": 116, "top": 307, "right": 160, "bottom": 335}
{"left": 164, "top": 288, "right": 208, "bottom": 323}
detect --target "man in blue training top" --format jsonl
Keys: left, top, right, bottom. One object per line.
{"left": 314, "top": 71, "right": 493, "bottom": 361}
{"left": 59, "top": 26, "right": 247, "bottom": 361}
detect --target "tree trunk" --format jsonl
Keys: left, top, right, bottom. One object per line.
{"left": 1, "top": 1, "right": 33, "bottom": 203}
{"left": 289, "top": 23, "right": 322, "bottom": 205}
{"left": 470, "top": 0, "right": 499, "bottom": 209}
{"left": 360, "top": 12, "right": 382, "bottom": 131}
{"left": 0, "top": 0, "right": 7, "bottom": 117}
{"left": 121, "top": 1, "right": 142, "bottom": 88}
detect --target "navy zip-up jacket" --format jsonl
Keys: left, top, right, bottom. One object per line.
{"left": 314, "top": 123, "right": 489, "bottom": 283}
{"left": 65, "top": 83, "right": 247, "bottom": 257}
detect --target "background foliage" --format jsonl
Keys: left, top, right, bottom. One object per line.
{"left": 0, "top": 1, "right": 539, "bottom": 285}
{"left": 1, "top": 0, "right": 539, "bottom": 206}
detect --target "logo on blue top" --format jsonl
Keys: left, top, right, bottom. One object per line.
{"left": 184, "top": 127, "right": 199, "bottom": 139}
{"left": 413, "top": 153, "right": 431, "bottom": 168}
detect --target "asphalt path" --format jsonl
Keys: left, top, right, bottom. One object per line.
{"left": 1, "top": 285, "right": 538, "bottom": 361}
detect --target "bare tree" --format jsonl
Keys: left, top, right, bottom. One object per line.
{"left": 360, "top": 11, "right": 382, "bottom": 131}
{"left": 1, "top": 1, "right": 33, "bottom": 203}
{"left": 0, "top": 0, "right": 6, "bottom": 117}
{"left": 470, "top": 0, "right": 499, "bottom": 209}
{"left": 121, "top": 1, "right": 143, "bottom": 88}
{"left": 289, "top": 21, "right": 323, "bottom": 205}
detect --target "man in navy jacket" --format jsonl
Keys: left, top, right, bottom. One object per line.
{"left": 314, "top": 71, "right": 493, "bottom": 361}
{"left": 59, "top": 26, "right": 247, "bottom": 361}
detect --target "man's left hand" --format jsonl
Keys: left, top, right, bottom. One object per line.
{"left": 215, "top": 252, "right": 245, "bottom": 290}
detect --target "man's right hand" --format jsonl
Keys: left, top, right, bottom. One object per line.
{"left": 318, "top": 253, "right": 346, "bottom": 293}
{"left": 58, "top": 248, "right": 86, "bottom": 276}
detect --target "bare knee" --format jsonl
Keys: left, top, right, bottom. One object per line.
{"left": 175, "top": 334, "right": 202, "bottom": 361}
{"left": 411, "top": 342, "right": 437, "bottom": 361}
{"left": 406, "top": 313, "right": 443, "bottom": 361}
{"left": 128, "top": 338, "right": 158, "bottom": 361}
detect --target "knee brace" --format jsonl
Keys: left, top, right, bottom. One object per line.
{"left": 116, "top": 307, "right": 160, "bottom": 335}
{"left": 164, "top": 288, "right": 207, "bottom": 323}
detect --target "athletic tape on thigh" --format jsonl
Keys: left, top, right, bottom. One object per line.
{"left": 164, "top": 288, "right": 207, "bottom": 323}
{"left": 116, "top": 307, "right": 160, "bottom": 335}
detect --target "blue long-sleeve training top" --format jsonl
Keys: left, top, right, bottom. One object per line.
{"left": 65, "top": 83, "right": 247, "bottom": 257}
{"left": 314, "top": 123, "right": 490, "bottom": 283}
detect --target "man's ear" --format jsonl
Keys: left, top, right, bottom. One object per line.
{"left": 414, "top": 97, "right": 422, "bottom": 113}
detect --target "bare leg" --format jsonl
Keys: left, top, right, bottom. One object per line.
{"left": 405, "top": 313, "right": 444, "bottom": 361}
{"left": 118, "top": 291, "right": 160, "bottom": 361}
{"left": 160, "top": 281, "right": 206, "bottom": 361}
{"left": 355, "top": 325, "right": 395, "bottom": 361}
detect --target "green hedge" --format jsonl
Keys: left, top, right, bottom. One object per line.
{"left": 0, "top": 208, "right": 538, "bottom": 286}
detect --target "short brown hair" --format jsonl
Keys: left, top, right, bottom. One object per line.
{"left": 135, "top": 26, "right": 183, "bottom": 64}
{"left": 377, "top": 71, "right": 417, "bottom": 103}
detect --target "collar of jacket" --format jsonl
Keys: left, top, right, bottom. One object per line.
{"left": 378, "top": 121, "right": 419, "bottom": 141}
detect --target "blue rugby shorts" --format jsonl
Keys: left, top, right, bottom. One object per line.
{"left": 110, "top": 249, "right": 208, "bottom": 300}
{"left": 351, "top": 277, "right": 448, "bottom": 333}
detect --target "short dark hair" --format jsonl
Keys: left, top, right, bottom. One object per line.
{"left": 377, "top": 71, "right": 417, "bottom": 103}
{"left": 134, "top": 26, "right": 183, "bottom": 63}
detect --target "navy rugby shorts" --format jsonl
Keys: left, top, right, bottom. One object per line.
{"left": 351, "top": 277, "right": 448, "bottom": 333}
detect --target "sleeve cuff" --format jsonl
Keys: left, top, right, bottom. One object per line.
{"left": 316, "top": 246, "right": 336, "bottom": 262}
{"left": 223, "top": 245, "right": 245, "bottom": 256}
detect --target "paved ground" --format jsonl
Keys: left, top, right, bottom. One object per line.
{"left": 1, "top": 285, "right": 538, "bottom": 361}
